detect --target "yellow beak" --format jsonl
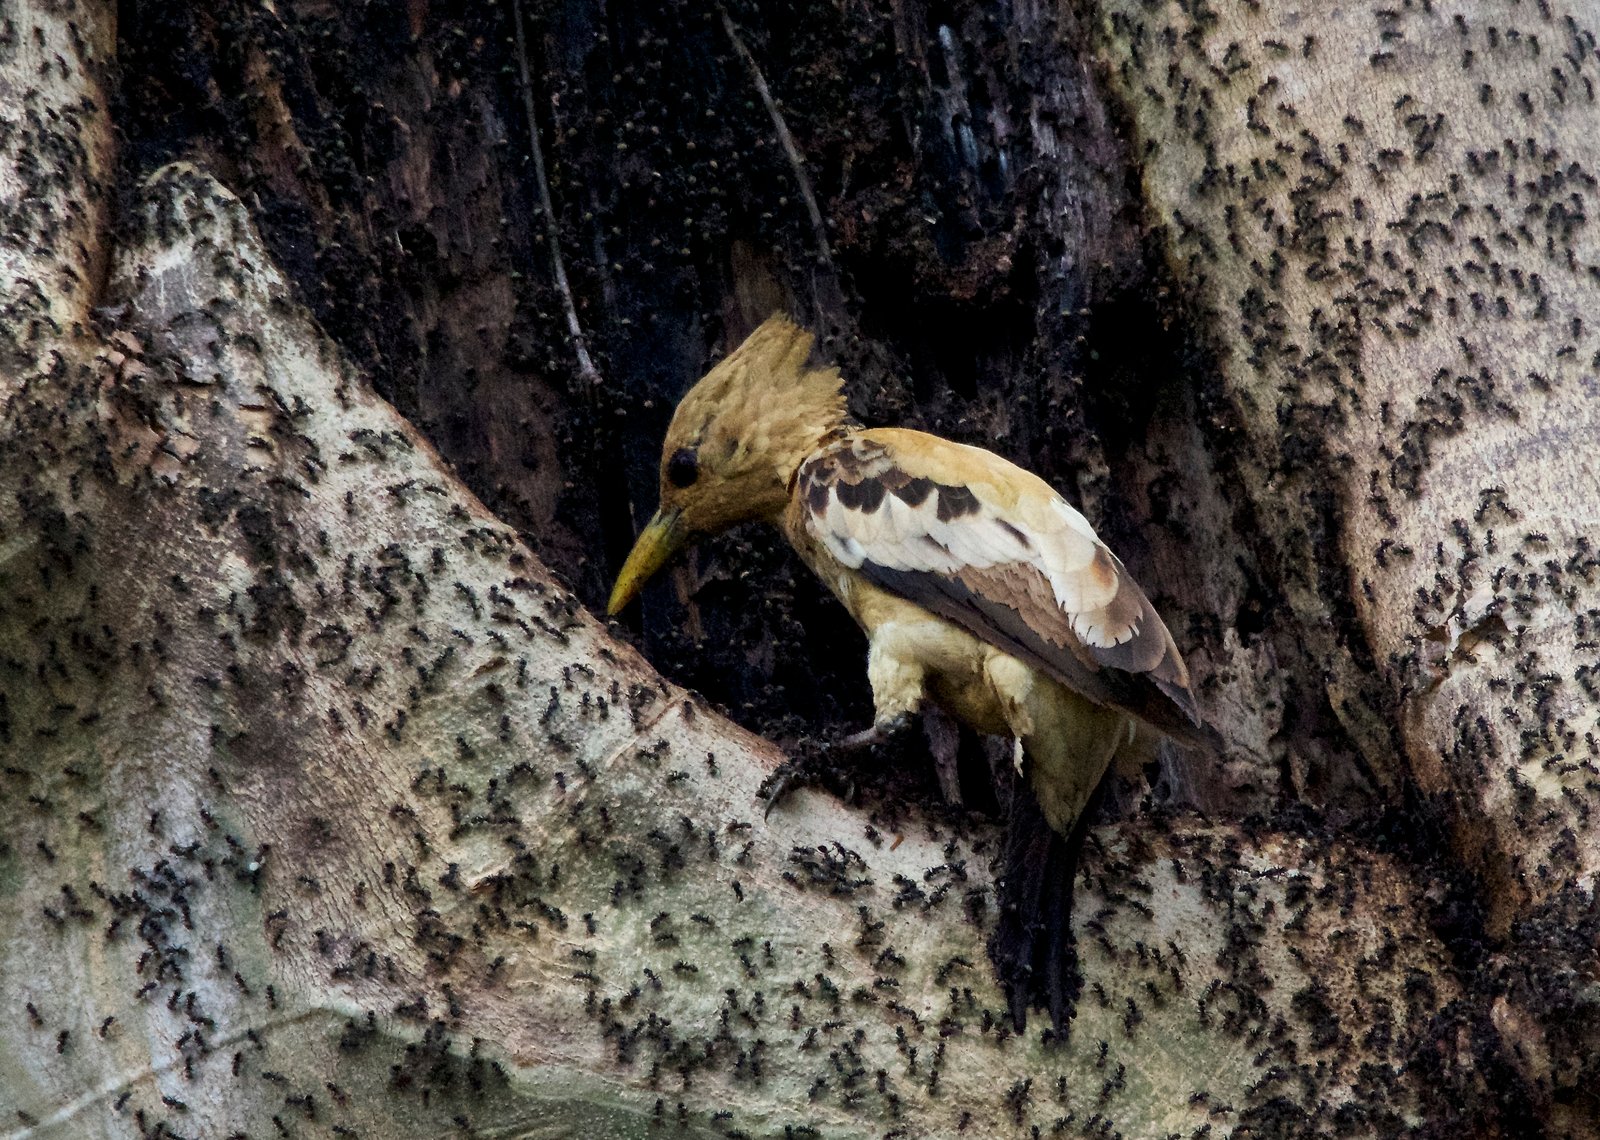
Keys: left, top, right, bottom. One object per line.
{"left": 607, "top": 508, "right": 688, "bottom": 615}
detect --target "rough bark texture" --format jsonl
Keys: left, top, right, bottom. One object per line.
{"left": 1095, "top": 1, "right": 1600, "bottom": 1131}
{"left": 0, "top": 0, "right": 1592, "bottom": 1137}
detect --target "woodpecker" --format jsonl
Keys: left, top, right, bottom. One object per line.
{"left": 609, "top": 314, "right": 1213, "bottom": 1031}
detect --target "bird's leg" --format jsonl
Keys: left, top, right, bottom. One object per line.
{"left": 850, "top": 628, "right": 926, "bottom": 747}
{"left": 762, "top": 638, "right": 925, "bottom": 819}
{"left": 922, "top": 703, "right": 963, "bottom": 806}
{"left": 839, "top": 712, "right": 913, "bottom": 751}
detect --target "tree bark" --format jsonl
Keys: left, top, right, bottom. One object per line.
{"left": 1095, "top": 1, "right": 1600, "bottom": 1131}
{"left": 0, "top": 0, "right": 1592, "bottom": 1136}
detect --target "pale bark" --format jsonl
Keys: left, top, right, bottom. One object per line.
{"left": 1095, "top": 0, "right": 1600, "bottom": 1131}
{"left": 0, "top": 150, "right": 1483, "bottom": 1137}
{"left": 0, "top": 0, "right": 115, "bottom": 402}
{"left": 0, "top": 0, "right": 1586, "bottom": 1137}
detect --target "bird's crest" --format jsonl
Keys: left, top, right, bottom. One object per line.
{"left": 664, "top": 315, "right": 847, "bottom": 487}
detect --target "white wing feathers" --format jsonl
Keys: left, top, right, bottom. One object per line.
{"left": 801, "top": 438, "right": 1137, "bottom": 649}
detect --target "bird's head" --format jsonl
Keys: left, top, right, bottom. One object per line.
{"left": 607, "top": 314, "right": 847, "bottom": 615}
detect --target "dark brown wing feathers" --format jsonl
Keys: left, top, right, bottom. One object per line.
{"left": 861, "top": 561, "right": 1212, "bottom": 749}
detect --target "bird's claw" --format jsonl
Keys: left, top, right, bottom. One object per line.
{"left": 761, "top": 717, "right": 911, "bottom": 819}
{"left": 761, "top": 763, "right": 802, "bottom": 820}
{"left": 760, "top": 749, "right": 831, "bottom": 820}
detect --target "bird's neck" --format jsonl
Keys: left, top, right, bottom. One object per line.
{"left": 767, "top": 419, "right": 853, "bottom": 516}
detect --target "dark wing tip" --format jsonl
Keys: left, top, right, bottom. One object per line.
{"left": 1080, "top": 572, "right": 1220, "bottom": 751}
{"left": 1147, "top": 675, "right": 1222, "bottom": 753}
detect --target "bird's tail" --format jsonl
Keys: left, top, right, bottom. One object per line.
{"left": 986, "top": 670, "right": 1131, "bottom": 1036}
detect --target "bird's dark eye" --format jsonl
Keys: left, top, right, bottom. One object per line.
{"left": 667, "top": 447, "right": 700, "bottom": 488}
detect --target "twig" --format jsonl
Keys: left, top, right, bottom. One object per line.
{"left": 511, "top": 0, "right": 603, "bottom": 388}
{"left": 718, "top": 6, "right": 835, "bottom": 272}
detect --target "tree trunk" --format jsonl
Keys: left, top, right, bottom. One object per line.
{"left": 0, "top": 0, "right": 1591, "bottom": 1136}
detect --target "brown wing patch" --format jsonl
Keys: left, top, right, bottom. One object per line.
{"left": 935, "top": 484, "right": 980, "bottom": 521}
{"left": 836, "top": 475, "right": 886, "bottom": 513}
{"left": 796, "top": 436, "right": 893, "bottom": 500}
{"left": 1084, "top": 547, "right": 1119, "bottom": 602}
{"left": 949, "top": 563, "right": 1117, "bottom": 704}
{"left": 804, "top": 477, "right": 831, "bottom": 514}
{"left": 799, "top": 440, "right": 984, "bottom": 523}
{"left": 893, "top": 477, "right": 935, "bottom": 507}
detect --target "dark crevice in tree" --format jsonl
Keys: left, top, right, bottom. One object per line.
{"left": 109, "top": 0, "right": 1290, "bottom": 827}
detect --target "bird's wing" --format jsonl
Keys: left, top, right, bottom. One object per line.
{"left": 796, "top": 428, "right": 1212, "bottom": 747}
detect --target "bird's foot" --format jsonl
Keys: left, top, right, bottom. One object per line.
{"left": 761, "top": 715, "right": 915, "bottom": 819}
{"left": 760, "top": 739, "right": 854, "bottom": 820}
